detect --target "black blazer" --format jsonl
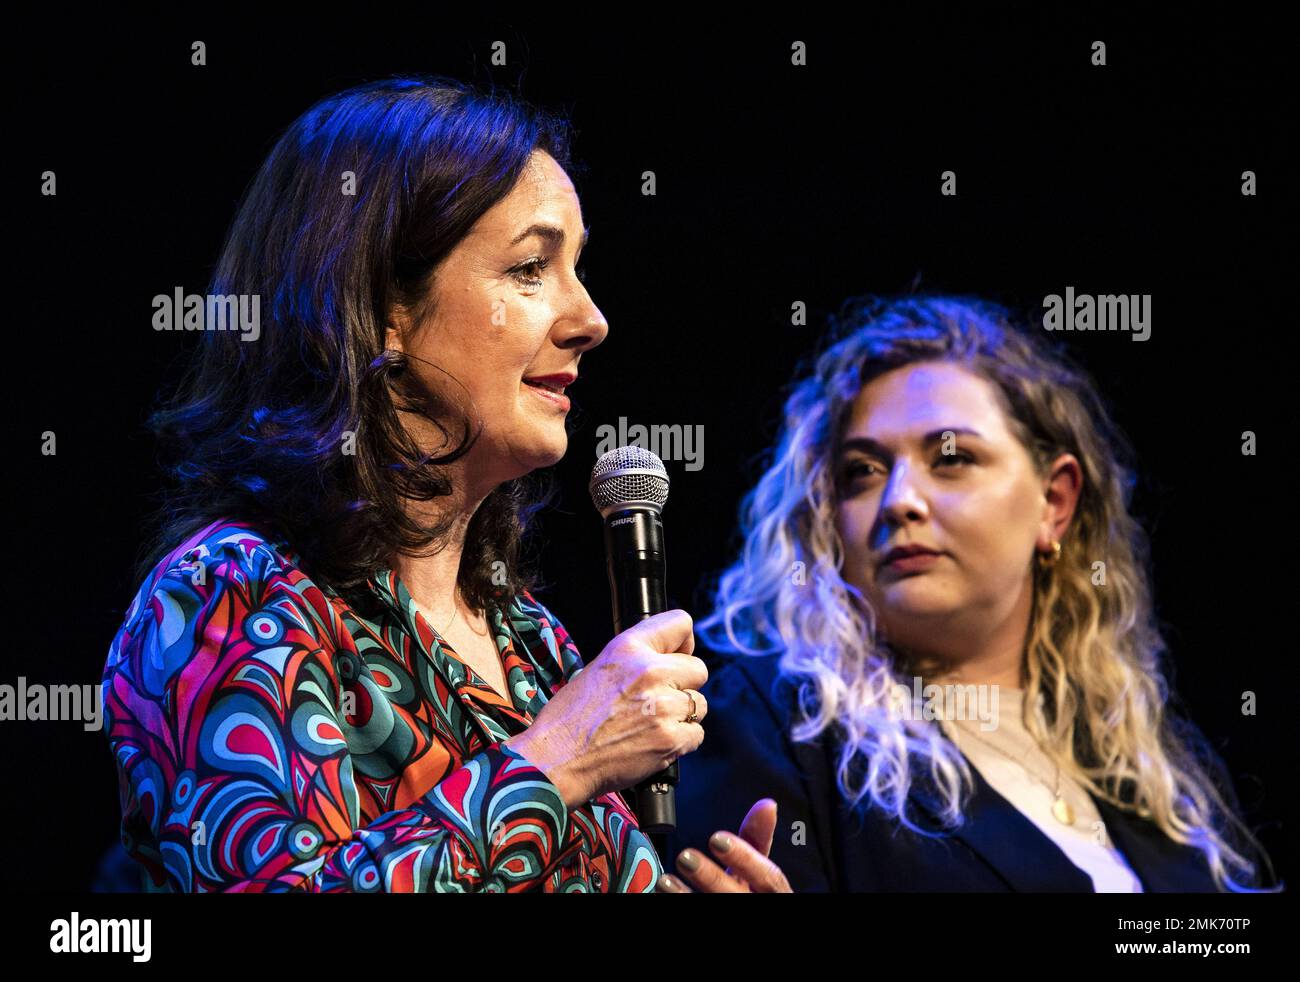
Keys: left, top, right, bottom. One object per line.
{"left": 667, "top": 648, "right": 1246, "bottom": 892}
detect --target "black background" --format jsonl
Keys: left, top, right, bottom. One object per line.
{"left": 7, "top": 10, "right": 1292, "bottom": 891}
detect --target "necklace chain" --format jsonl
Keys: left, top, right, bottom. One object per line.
{"left": 947, "top": 709, "right": 1077, "bottom": 825}
{"left": 438, "top": 602, "right": 459, "bottom": 636}
{"left": 423, "top": 589, "right": 464, "bottom": 637}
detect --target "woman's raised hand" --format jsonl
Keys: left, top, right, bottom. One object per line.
{"left": 503, "top": 609, "right": 707, "bottom": 809}
{"left": 657, "top": 798, "right": 794, "bottom": 893}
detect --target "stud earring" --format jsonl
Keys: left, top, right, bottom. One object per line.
{"left": 1037, "top": 539, "right": 1062, "bottom": 569}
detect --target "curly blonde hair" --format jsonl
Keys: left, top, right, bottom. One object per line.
{"left": 699, "top": 293, "right": 1278, "bottom": 892}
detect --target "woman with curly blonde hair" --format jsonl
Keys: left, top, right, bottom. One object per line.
{"left": 662, "top": 293, "right": 1279, "bottom": 894}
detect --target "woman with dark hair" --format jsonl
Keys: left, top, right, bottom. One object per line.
{"left": 102, "top": 76, "right": 788, "bottom": 893}
{"left": 664, "top": 294, "right": 1280, "bottom": 893}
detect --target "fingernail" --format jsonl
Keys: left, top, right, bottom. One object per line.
{"left": 677, "top": 849, "right": 700, "bottom": 871}
{"left": 710, "top": 831, "right": 733, "bottom": 853}
{"left": 657, "top": 874, "right": 685, "bottom": 893}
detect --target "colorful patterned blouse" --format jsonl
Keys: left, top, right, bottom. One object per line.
{"left": 102, "top": 517, "right": 663, "bottom": 892}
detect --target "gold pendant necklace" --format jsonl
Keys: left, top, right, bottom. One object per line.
{"left": 950, "top": 717, "right": 1076, "bottom": 825}
{"left": 1052, "top": 795, "right": 1076, "bottom": 825}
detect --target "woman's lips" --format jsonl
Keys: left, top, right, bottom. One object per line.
{"left": 882, "top": 552, "right": 942, "bottom": 575}
{"left": 523, "top": 380, "right": 570, "bottom": 411}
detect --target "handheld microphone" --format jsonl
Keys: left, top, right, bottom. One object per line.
{"left": 588, "top": 446, "right": 676, "bottom": 833}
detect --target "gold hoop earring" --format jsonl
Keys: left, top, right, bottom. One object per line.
{"left": 1037, "top": 539, "right": 1062, "bottom": 569}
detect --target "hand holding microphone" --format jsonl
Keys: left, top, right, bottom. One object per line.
{"left": 503, "top": 608, "right": 706, "bottom": 810}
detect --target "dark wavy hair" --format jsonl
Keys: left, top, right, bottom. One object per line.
{"left": 134, "top": 75, "right": 578, "bottom": 611}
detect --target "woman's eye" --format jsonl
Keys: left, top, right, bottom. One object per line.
{"left": 511, "top": 257, "right": 550, "bottom": 287}
{"left": 511, "top": 257, "right": 587, "bottom": 288}
{"left": 935, "top": 451, "right": 973, "bottom": 468}
{"left": 844, "top": 461, "right": 879, "bottom": 480}
{"left": 844, "top": 453, "right": 971, "bottom": 483}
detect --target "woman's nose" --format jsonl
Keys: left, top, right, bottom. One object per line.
{"left": 557, "top": 301, "right": 609, "bottom": 352}
{"left": 880, "top": 461, "right": 928, "bottom": 523}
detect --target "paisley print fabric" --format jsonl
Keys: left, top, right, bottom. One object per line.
{"left": 102, "top": 517, "right": 663, "bottom": 892}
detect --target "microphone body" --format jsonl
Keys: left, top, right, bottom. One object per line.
{"left": 604, "top": 508, "right": 667, "bottom": 630}
{"left": 589, "top": 447, "right": 677, "bottom": 833}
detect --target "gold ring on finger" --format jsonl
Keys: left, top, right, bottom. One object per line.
{"left": 682, "top": 690, "right": 699, "bottom": 725}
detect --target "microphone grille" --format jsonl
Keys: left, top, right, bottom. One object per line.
{"left": 589, "top": 446, "right": 670, "bottom": 515}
